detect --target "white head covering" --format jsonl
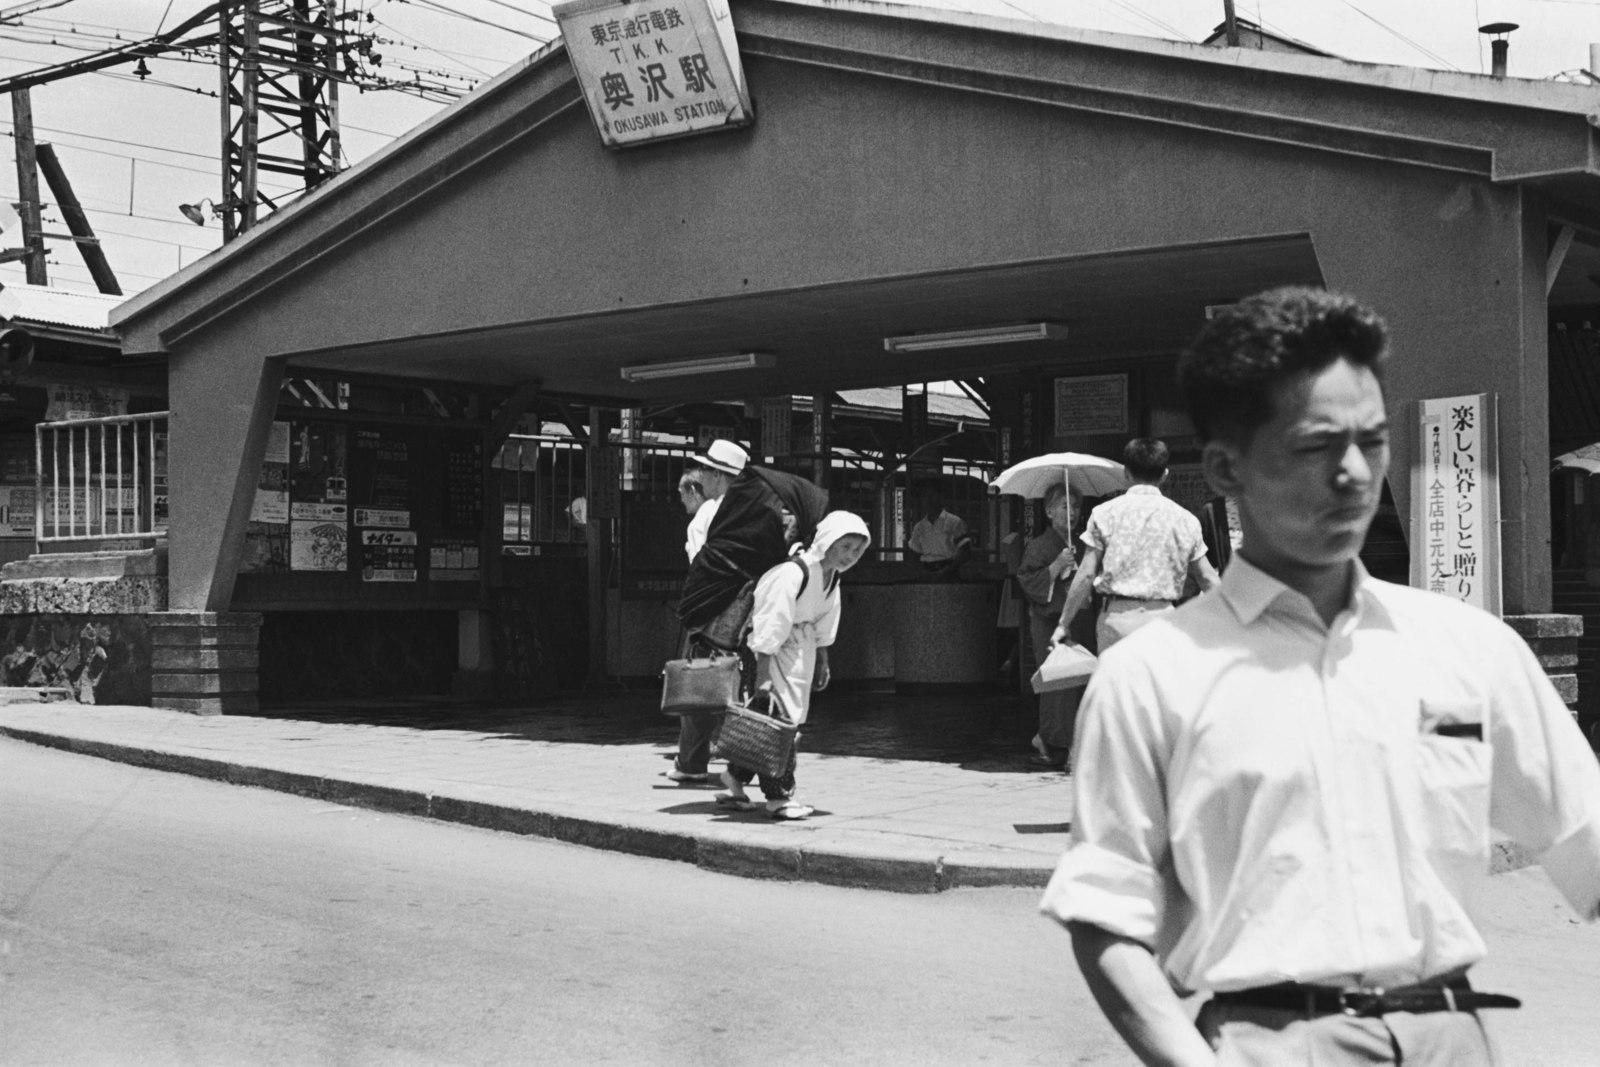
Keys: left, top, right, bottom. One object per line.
{"left": 806, "top": 511, "right": 871, "bottom": 567}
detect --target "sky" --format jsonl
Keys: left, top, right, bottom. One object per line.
{"left": 0, "top": 0, "right": 1597, "bottom": 298}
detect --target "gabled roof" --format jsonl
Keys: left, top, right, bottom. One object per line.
{"left": 1200, "top": 16, "right": 1335, "bottom": 58}
{"left": 109, "top": 0, "right": 1600, "bottom": 377}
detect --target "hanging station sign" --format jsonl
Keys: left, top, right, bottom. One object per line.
{"left": 1411, "top": 392, "right": 1501, "bottom": 615}
{"left": 554, "top": 0, "right": 753, "bottom": 148}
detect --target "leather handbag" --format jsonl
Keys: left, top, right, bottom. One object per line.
{"left": 660, "top": 654, "right": 742, "bottom": 716}
{"left": 1031, "top": 640, "right": 1097, "bottom": 694}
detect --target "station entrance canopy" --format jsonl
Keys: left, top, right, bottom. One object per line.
{"left": 110, "top": 0, "right": 1600, "bottom": 617}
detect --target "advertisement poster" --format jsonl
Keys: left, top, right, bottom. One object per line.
{"left": 351, "top": 428, "right": 411, "bottom": 512}
{"left": 0, "top": 485, "right": 35, "bottom": 537}
{"left": 430, "top": 538, "right": 481, "bottom": 582}
{"left": 291, "top": 421, "right": 348, "bottom": 507}
{"left": 291, "top": 518, "right": 348, "bottom": 572}
{"left": 360, "top": 528, "right": 418, "bottom": 582}
{"left": 354, "top": 507, "right": 409, "bottom": 528}
{"left": 242, "top": 421, "right": 292, "bottom": 573}
{"left": 1411, "top": 393, "right": 1501, "bottom": 614}
{"left": 44, "top": 383, "right": 128, "bottom": 421}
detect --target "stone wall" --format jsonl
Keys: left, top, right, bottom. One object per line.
{"left": 1505, "top": 614, "right": 1582, "bottom": 713}
{"left": 0, "top": 612, "right": 151, "bottom": 705}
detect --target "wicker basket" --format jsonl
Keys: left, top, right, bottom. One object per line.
{"left": 713, "top": 699, "right": 797, "bottom": 779}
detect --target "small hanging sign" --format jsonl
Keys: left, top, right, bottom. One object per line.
{"left": 554, "top": 0, "right": 753, "bottom": 149}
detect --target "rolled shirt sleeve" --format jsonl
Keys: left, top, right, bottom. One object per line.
{"left": 1486, "top": 620, "right": 1600, "bottom": 920}
{"left": 1039, "top": 649, "right": 1178, "bottom": 947}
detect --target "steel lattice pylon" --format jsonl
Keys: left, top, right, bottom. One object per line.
{"left": 218, "top": 0, "right": 344, "bottom": 240}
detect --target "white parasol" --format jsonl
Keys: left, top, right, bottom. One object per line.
{"left": 989, "top": 452, "right": 1128, "bottom": 499}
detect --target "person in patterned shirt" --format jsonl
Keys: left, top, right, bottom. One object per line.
{"left": 1051, "top": 437, "right": 1218, "bottom": 653}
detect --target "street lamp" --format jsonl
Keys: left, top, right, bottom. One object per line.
{"left": 177, "top": 198, "right": 223, "bottom": 226}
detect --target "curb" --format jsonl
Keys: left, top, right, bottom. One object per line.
{"left": 1, "top": 724, "right": 1056, "bottom": 893}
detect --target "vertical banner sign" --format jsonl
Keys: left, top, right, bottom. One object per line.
{"left": 761, "top": 396, "right": 791, "bottom": 457}
{"left": 1411, "top": 393, "right": 1501, "bottom": 615}
{"left": 554, "top": 0, "right": 753, "bottom": 149}
{"left": 589, "top": 444, "right": 623, "bottom": 519}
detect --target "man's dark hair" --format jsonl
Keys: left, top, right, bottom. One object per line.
{"left": 1177, "top": 287, "right": 1389, "bottom": 445}
{"left": 1122, "top": 438, "right": 1169, "bottom": 482}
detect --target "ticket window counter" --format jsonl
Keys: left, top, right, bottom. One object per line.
{"left": 829, "top": 558, "right": 1003, "bottom": 688}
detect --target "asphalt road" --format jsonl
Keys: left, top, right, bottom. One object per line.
{"left": 7, "top": 738, "right": 1600, "bottom": 1067}
{"left": 0, "top": 738, "right": 1124, "bottom": 1067}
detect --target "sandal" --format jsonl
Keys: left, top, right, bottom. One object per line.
{"left": 714, "top": 793, "right": 758, "bottom": 811}
{"left": 767, "top": 802, "right": 815, "bottom": 821}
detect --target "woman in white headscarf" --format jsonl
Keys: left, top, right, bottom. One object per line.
{"left": 716, "top": 510, "right": 871, "bottom": 820}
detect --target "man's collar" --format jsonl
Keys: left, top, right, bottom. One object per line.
{"left": 1127, "top": 484, "right": 1161, "bottom": 496}
{"left": 1219, "top": 554, "right": 1372, "bottom": 626}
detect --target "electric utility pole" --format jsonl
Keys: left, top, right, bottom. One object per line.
{"left": 218, "top": 0, "right": 345, "bottom": 240}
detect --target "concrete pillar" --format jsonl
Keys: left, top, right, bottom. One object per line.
{"left": 166, "top": 351, "right": 286, "bottom": 612}
{"left": 1318, "top": 184, "right": 1551, "bottom": 613}
{"left": 149, "top": 611, "right": 262, "bottom": 715}
{"left": 453, "top": 607, "right": 495, "bottom": 697}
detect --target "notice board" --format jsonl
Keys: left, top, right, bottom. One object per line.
{"left": 239, "top": 417, "right": 487, "bottom": 595}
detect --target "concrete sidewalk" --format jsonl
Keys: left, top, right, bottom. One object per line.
{"left": 0, "top": 702, "right": 1073, "bottom": 893}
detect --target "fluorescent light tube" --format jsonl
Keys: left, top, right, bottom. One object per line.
{"left": 883, "top": 322, "right": 1067, "bottom": 353}
{"left": 620, "top": 352, "right": 775, "bottom": 383}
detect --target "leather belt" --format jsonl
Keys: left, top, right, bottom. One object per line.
{"left": 1211, "top": 980, "right": 1521, "bottom": 1018}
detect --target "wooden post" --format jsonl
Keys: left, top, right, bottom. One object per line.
{"left": 10, "top": 88, "right": 46, "bottom": 285}
{"left": 35, "top": 143, "right": 121, "bottom": 295}
{"left": 813, "top": 392, "right": 831, "bottom": 489}
{"left": 585, "top": 405, "right": 608, "bottom": 686}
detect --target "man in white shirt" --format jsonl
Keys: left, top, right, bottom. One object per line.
{"left": 681, "top": 439, "right": 747, "bottom": 565}
{"left": 1052, "top": 437, "right": 1217, "bottom": 653}
{"left": 1041, "top": 287, "right": 1600, "bottom": 1065}
{"left": 668, "top": 438, "right": 749, "bottom": 783}
{"left": 907, "top": 487, "right": 973, "bottom": 576}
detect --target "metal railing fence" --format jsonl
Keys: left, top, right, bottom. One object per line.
{"left": 35, "top": 411, "right": 169, "bottom": 544}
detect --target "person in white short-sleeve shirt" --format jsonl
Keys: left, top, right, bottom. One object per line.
{"left": 1041, "top": 286, "right": 1600, "bottom": 1067}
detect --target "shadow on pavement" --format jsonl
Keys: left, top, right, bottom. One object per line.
{"left": 256, "top": 684, "right": 1058, "bottom": 773}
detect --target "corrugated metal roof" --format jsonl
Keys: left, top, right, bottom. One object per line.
{"left": 0, "top": 284, "right": 122, "bottom": 332}
{"left": 836, "top": 387, "right": 986, "bottom": 421}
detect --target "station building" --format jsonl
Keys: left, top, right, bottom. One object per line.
{"left": 87, "top": 0, "right": 1600, "bottom": 724}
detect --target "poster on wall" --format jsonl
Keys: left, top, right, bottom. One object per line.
{"left": 291, "top": 421, "right": 348, "bottom": 507}
{"left": 351, "top": 428, "right": 412, "bottom": 513}
{"left": 1054, "top": 373, "right": 1128, "bottom": 437}
{"left": 44, "top": 383, "right": 128, "bottom": 421}
{"left": 289, "top": 421, "right": 348, "bottom": 572}
{"left": 360, "top": 528, "right": 418, "bottom": 582}
{"left": 0, "top": 485, "right": 34, "bottom": 536}
{"left": 1410, "top": 392, "right": 1501, "bottom": 615}
{"left": 430, "top": 537, "right": 481, "bottom": 581}
{"left": 291, "top": 518, "right": 348, "bottom": 572}
{"left": 241, "top": 421, "right": 291, "bottom": 573}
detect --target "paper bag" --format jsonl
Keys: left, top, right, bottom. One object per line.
{"left": 1031, "top": 640, "right": 1097, "bottom": 694}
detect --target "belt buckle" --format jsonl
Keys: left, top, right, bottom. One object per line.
{"left": 1339, "top": 987, "right": 1385, "bottom": 1017}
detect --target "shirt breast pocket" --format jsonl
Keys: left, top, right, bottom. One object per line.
{"left": 1414, "top": 700, "right": 1492, "bottom": 871}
